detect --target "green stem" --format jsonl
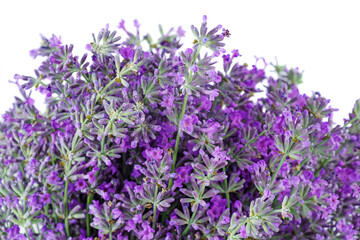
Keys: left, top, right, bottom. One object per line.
{"left": 168, "top": 45, "right": 203, "bottom": 189}
{"left": 100, "top": 131, "right": 107, "bottom": 153}
{"left": 181, "top": 204, "right": 199, "bottom": 238}
{"left": 109, "top": 230, "right": 113, "bottom": 240}
{"left": 168, "top": 92, "right": 188, "bottom": 189}
{"left": 270, "top": 234, "right": 292, "bottom": 239}
{"left": 45, "top": 203, "right": 49, "bottom": 216}
{"left": 181, "top": 184, "right": 205, "bottom": 237}
{"left": 37, "top": 80, "right": 47, "bottom": 87}
{"left": 96, "top": 78, "right": 117, "bottom": 102}
{"left": 314, "top": 157, "right": 331, "bottom": 177}
{"left": 294, "top": 156, "right": 308, "bottom": 176}
{"left": 345, "top": 117, "right": 357, "bottom": 127}
{"left": 228, "top": 221, "right": 246, "bottom": 239}
{"left": 270, "top": 153, "right": 288, "bottom": 186}
{"left": 234, "top": 130, "right": 267, "bottom": 158}
{"left": 223, "top": 167, "right": 230, "bottom": 209}
{"left": 270, "top": 139, "right": 293, "bottom": 186}
{"left": 25, "top": 228, "right": 30, "bottom": 239}
{"left": 86, "top": 192, "right": 94, "bottom": 237}
{"left": 152, "top": 185, "right": 159, "bottom": 231}
{"left": 64, "top": 180, "right": 70, "bottom": 237}
{"left": 96, "top": 65, "right": 134, "bottom": 103}
{"left": 295, "top": 117, "right": 357, "bottom": 175}
{"left": 161, "top": 200, "right": 179, "bottom": 224}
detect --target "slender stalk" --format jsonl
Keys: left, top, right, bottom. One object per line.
{"left": 295, "top": 117, "right": 357, "bottom": 175}
{"left": 228, "top": 221, "right": 246, "bottom": 239}
{"left": 270, "top": 138, "right": 294, "bottom": 186}
{"left": 294, "top": 156, "right": 308, "bottom": 176}
{"left": 86, "top": 133, "right": 106, "bottom": 237}
{"left": 181, "top": 204, "right": 199, "bottom": 238}
{"left": 36, "top": 223, "right": 40, "bottom": 234}
{"left": 168, "top": 93, "right": 189, "bottom": 189}
{"left": 234, "top": 130, "right": 267, "bottom": 158}
{"left": 45, "top": 203, "right": 49, "bottom": 216}
{"left": 345, "top": 117, "right": 357, "bottom": 127}
{"left": 96, "top": 78, "right": 117, "bottom": 102}
{"left": 181, "top": 184, "right": 205, "bottom": 237}
{"left": 161, "top": 200, "right": 179, "bottom": 224}
{"left": 109, "top": 230, "right": 113, "bottom": 240}
{"left": 86, "top": 192, "right": 94, "bottom": 237}
{"left": 168, "top": 45, "right": 202, "bottom": 189}
{"left": 96, "top": 66, "right": 135, "bottom": 102}
{"left": 223, "top": 167, "right": 230, "bottom": 209}
{"left": 64, "top": 180, "right": 70, "bottom": 237}
{"left": 270, "top": 234, "right": 292, "bottom": 239}
{"left": 86, "top": 170, "right": 100, "bottom": 236}
{"left": 152, "top": 185, "right": 159, "bottom": 231}
{"left": 270, "top": 153, "right": 288, "bottom": 186}
{"left": 25, "top": 228, "right": 30, "bottom": 239}
{"left": 314, "top": 157, "right": 331, "bottom": 177}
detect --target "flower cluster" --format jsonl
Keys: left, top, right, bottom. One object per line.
{"left": 1, "top": 16, "right": 359, "bottom": 240}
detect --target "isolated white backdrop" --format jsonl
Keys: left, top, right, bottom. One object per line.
{"left": 0, "top": 0, "right": 359, "bottom": 124}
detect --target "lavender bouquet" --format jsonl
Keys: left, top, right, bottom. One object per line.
{"left": 0, "top": 16, "right": 359, "bottom": 240}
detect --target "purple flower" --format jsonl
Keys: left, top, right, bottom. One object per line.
{"left": 203, "top": 89, "right": 219, "bottom": 101}
{"left": 55, "top": 223, "right": 65, "bottom": 236}
{"left": 74, "top": 179, "right": 87, "bottom": 191}
{"left": 174, "top": 72, "right": 185, "bottom": 85}
{"left": 40, "top": 193, "right": 52, "bottom": 205}
{"left": 238, "top": 225, "right": 247, "bottom": 238}
{"left": 138, "top": 222, "right": 155, "bottom": 240}
{"left": 180, "top": 114, "right": 198, "bottom": 134}
{"left": 145, "top": 147, "right": 163, "bottom": 161}
{"left": 336, "top": 218, "right": 354, "bottom": 233}
{"left": 118, "top": 19, "right": 126, "bottom": 30}
{"left": 4, "top": 14, "right": 360, "bottom": 240}
{"left": 232, "top": 49, "right": 241, "bottom": 58}
{"left": 160, "top": 94, "right": 175, "bottom": 109}
{"left": 207, "top": 69, "right": 222, "bottom": 83}
{"left": 112, "top": 208, "right": 123, "bottom": 219}
{"left": 175, "top": 165, "right": 192, "bottom": 186}
{"left": 351, "top": 183, "right": 359, "bottom": 197}
{"left": 86, "top": 171, "right": 96, "bottom": 185}
{"left": 185, "top": 48, "right": 193, "bottom": 55}
{"left": 327, "top": 194, "right": 340, "bottom": 211}
{"left": 119, "top": 46, "right": 135, "bottom": 60}
{"left": 201, "top": 37, "right": 208, "bottom": 44}
{"left": 28, "top": 193, "right": 41, "bottom": 210}
{"left": 49, "top": 34, "right": 62, "bottom": 48}
{"left": 190, "top": 64, "right": 199, "bottom": 72}
{"left": 124, "top": 219, "right": 137, "bottom": 232}
{"left": 303, "top": 170, "right": 314, "bottom": 180}
{"left": 24, "top": 158, "right": 37, "bottom": 176}
{"left": 133, "top": 213, "right": 143, "bottom": 224}
{"left": 48, "top": 171, "right": 61, "bottom": 185}
{"left": 207, "top": 195, "right": 227, "bottom": 219}
{"left": 5, "top": 225, "right": 20, "bottom": 239}
{"left": 134, "top": 19, "right": 140, "bottom": 29}
{"left": 177, "top": 26, "right": 185, "bottom": 37}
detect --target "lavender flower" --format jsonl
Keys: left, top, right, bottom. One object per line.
{"left": 1, "top": 15, "right": 360, "bottom": 240}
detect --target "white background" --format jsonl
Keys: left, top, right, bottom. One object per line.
{"left": 0, "top": 0, "right": 359, "bottom": 124}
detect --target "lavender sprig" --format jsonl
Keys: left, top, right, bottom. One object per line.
{"left": 1, "top": 15, "right": 360, "bottom": 240}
